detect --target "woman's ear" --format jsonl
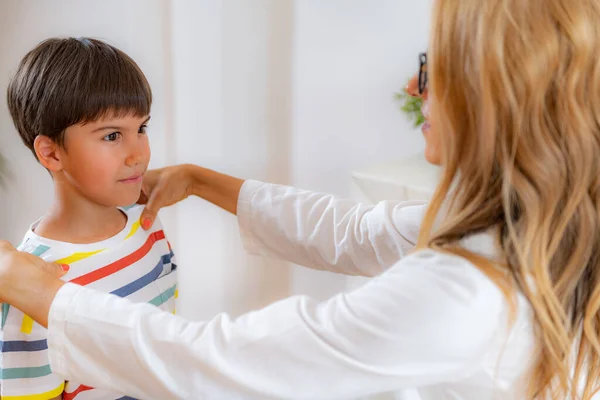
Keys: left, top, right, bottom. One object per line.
{"left": 34, "top": 135, "right": 63, "bottom": 172}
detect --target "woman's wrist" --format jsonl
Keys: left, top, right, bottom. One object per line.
{"left": 185, "top": 164, "right": 245, "bottom": 215}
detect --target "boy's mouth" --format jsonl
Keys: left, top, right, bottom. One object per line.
{"left": 119, "top": 174, "right": 143, "bottom": 184}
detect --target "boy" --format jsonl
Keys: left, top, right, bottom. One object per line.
{"left": 2, "top": 37, "right": 177, "bottom": 400}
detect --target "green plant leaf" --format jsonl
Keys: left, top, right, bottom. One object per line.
{"left": 395, "top": 84, "right": 425, "bottom": 128}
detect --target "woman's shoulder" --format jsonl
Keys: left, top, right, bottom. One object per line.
{"left": 386, "top": 230, "right": 531, "bottom": 352}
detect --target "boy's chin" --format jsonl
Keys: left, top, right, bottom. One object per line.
{"left": 114, "top": 189, "right": 143, "bottom": 208}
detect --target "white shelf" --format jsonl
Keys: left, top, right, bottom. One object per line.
{"left": 350, "top": 153, "right": 440, "bottom": 203}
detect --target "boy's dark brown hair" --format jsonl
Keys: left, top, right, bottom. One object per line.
{"left": 7, "top": 37, "right": 152, "bottom": 159}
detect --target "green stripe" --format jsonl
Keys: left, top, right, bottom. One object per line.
{"left": 0, "top": 365, "right": 52, "bottom": 379}
{"left": 149, "top": 285, "right": 177, "bottom": 307}
{"left": 31, "top": 245, "right": 50, "bottom": 257}
{"left": 1, "top": 303, "right": 9, "bottom": 329}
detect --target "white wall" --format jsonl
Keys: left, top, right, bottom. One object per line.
{"left": 168, "top": 0, "right": 293, "bottom": 319}
{"left": 289, "top": 0, "right": 431, "bottom": 298}
{"left": 0, "top": 0, "right": 431, "bottom": 317}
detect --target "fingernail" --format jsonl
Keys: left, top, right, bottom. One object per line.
{"left": 60, "top": 264, "right": 70, "bottom": 273}
{"left": 142, "top": 218, "right": 152, "bottom": 230}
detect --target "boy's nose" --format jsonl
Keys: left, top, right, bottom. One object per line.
{"left": 125, "top": 149, "right": 144, "bottom": 167}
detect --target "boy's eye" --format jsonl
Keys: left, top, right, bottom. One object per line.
{"left": 138, "top": 125, "right": 148, "bottom": 134}
{"left": 103, "top": 132, "right": 121, "bottom": 142}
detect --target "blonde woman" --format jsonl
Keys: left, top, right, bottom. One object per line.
{"left": 0, "top": 0, "right": 597, "bottom": 398}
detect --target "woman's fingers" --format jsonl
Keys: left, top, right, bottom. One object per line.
{"left": 140, "top": 181, "right": 165, "bottom": 230}
{"left": 0, "top": 240, "right": 15, "bottom": 252}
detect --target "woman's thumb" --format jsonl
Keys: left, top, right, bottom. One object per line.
{"left": 46, "top": 262, "right": 70, "bottom": 278}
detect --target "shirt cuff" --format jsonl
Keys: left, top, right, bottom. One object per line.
{"left": 47, "top": 282, "right": 84, "bottom": 378}
{"left": 237, "top": 179, "right": 266, "bottom": 255}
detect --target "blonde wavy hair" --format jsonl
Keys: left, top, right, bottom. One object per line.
{"left": 418, "top": 0, "right": 600, "bottom": 398}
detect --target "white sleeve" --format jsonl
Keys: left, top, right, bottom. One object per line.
{"left": 48, "top": 250, "right": 505, "bottom": 400}
{"left": 237, "top": 180, "right": 427, "bottom": 276}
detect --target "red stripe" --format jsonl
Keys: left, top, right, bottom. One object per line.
{"left": 63, "top": 385, "right": 93, "bottom": 400}
{"left": 70, "top": 230, "right": 165, "bottom": 286}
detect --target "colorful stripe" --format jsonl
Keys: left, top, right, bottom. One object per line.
{"left": 20, "top": 315, "right": 34, "bottom": 334}
{"left": 2, "top": 303, "right": 9, "bottom": 329}
{"left": 70, "top": 231, "right": 165, "bottom": 286}
{"left": 63, "top": 384, "right": 92, "bottom": 400}
{"left": 30, "top": 245, "right": 50, "bottom": 257}
{"left": 124, "top": 220, "right": 141, "bottom": 240}
{"left": 149, "top": 284, "right": 177, "bottom": 307}
{"left": 0, "top": 365, "right": 52, "bottom": 380}
{"left": 2, "top": 382, "right": 65, "bottom": 400}
{"left": 111, "top": 252, "right": 173, "bottom": 298}
{"left": 0, "top": 339, "right": 47, "bottom": 352}
{"left": 55, "top": 249, "right": 105, "bottom": 265}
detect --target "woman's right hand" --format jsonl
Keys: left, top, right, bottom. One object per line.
{"left": 139, "top": 164, "right": 245, "bottom": 230}
{"left": 138, "top": 165, "right": 197, "bottom": 230}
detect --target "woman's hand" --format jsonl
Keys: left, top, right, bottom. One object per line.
{"left": 138, "top": 165, "right": 196, "bottom": 230}
{"left": 0, "top": 241, "right": 66, "bottom": 327}
{"left": 139, "top": 164, "right": 246, "bottom": 230}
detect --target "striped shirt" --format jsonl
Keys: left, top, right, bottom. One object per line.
{"left": 0, "top": 205, "right": 177, "bottom": 400}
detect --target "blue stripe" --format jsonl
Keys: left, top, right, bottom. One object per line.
{"left": 110, "top": 253, "right": 174, "bottom": 298}
{"left": 117, "top": 396, "right": 138, "bottom": 400}
{"left": 0, "top": 339, "right": 48, "bottom": 353}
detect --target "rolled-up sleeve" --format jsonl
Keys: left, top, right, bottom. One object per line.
{"left": 47, "top": 251, "right": 505, "bottom": 400}
{"left": 237, "top": 180, "right": 427, "bottom": 277}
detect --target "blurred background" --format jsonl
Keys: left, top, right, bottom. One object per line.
{"left": 0, "top": 0, "right": 430, "bottom": 321}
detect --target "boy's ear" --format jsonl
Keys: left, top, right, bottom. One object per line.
{"left": 34, "top": 135, "right": 63, "bottom": 172}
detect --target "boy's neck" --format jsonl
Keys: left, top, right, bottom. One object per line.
{"left": 35, "top": 183, "right": 128, "bottom": 244}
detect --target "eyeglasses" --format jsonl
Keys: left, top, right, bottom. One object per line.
{"left": 418, "top": 52, "right": 427, "bottom": 95}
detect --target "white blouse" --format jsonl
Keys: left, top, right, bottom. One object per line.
{"left": 46, "top": 180, "right": 534, "bottom": 399}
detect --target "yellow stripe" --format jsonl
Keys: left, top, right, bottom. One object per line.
{"left": 3, "top": 382, "right": 65, "bottom": 400}
{"left": 55, "top": 249, "right": 105, "bottom": 265}
{"left": 125, "top": 220, "right": 141, "bottom": 240}
{"left": 174, "top": 289, "right": 179, "bottom": 299}
{"left": 20, "top": 315, "right": 34, "bottom": 334}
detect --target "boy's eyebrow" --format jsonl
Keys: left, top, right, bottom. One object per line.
{"left": 91, "top": 116, "right": 151, "bottom": 132}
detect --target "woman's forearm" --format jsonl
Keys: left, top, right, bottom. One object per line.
{"left": 185, "top": 164, "right": 245, "bottom": 215}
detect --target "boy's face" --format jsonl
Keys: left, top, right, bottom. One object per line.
{"left": 57, "top": 114, "right": 151, "bottom": 207}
